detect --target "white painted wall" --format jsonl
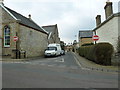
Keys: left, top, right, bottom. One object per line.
{"left": 96, "top": 16, "right": 119, "bottom": 52}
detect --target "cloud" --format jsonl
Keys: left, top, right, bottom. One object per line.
{"left": 4, "top": 0, "right": 119, "bottom": 44}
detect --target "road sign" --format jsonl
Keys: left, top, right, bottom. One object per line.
{"left": 13, "top": 36, "right": 18, "bottom": 41}
{"left": 92, "top": 35, "right": 99, "bottom": 41}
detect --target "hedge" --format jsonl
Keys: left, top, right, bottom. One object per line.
{"left": 81, "top": 43, "right": 94, "bottom": 46}
{"left": 118, "top": 36, "right": 120, "bottom": 53}
{"left": 78, "top": 43, "right": 114, "bottom": 65}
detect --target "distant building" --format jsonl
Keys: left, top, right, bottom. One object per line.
{"left": 73, "top": 40, "right": 79, "bottom": 52}
{"left": 42, "top": 24, "right": 60, "bottom": 44}
{"left": 0, "top": 2, "right": 48, "bottom": 58}
{"left": 93, "top": 1, "right": 120, "bottom": 53}
{"left": 65, "top": 45, "right": 73, "bottom": 52}
{"left": 78, "top": 30, "right": 93, "bottom": 46}
{"left": 60, "top": 41, "right": 65, "bottom": 50}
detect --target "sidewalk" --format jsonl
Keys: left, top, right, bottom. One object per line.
{"left": 73, "top": 52, "right": 120, "bottom": 73}
{"left": 1, "top": 56, "right": 44, "bottom": 62}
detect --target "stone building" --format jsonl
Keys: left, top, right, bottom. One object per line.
{"left": 0, "top": 2, "right": 48, "bottom": 58}
{"left": 42, "top": 24, "right": 60, "bottom": 44}
{"left": 65, "top": 45, "right": 73, "bottom": 52}
{"left": 78, "top": 30, "right": 93, "bottom": 46}
{"left": 93, "top": 1, "right": 120, "bottom": 54}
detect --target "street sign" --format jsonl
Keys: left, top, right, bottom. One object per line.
{"left": 13, "top": 36, "right": 18, "bottom": 41}
{"left": 92, "top": 35, "right": 99, "bottom": 41}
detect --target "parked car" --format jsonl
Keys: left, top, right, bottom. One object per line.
{"left": 60, "top": 50, "right": 65, "bottom": 55}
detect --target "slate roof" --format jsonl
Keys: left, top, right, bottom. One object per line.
{"left": 79, "top": 30, "right": 93, "bottom": 38}
{"left": 42, "top": 24, "right": 57, "bottom": 34}
{"left": 5, "top": 6, "right": 48, "bottom": 34}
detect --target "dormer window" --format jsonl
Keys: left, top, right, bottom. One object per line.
{"left": 4, "top": 25, "right": 10, "bottom": 47}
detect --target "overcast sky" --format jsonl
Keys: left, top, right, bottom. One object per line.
{"left": 3, "top": 0, "right": 119, "bottom": 44}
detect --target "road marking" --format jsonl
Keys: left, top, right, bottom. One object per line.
{"left": 61, "top": 58, "right": 64, "bottom": 62}
{"left": 46, "top": 58, "right": 58, "bottom": 60}
{"left": 74, "top": 56, "right": 90, "bottom": 70}
{"left": 47, "top": 65, "right": 54, "bottom": 67}
{"left": 55, "top": 57, "right": 64, "bottom": 62}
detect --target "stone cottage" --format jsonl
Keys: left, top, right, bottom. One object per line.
{"left": 42, "top": 24, "right": 60, "bottom": 44}
{"left": 93, "top": 1, "right": 120, "bottom": 54}
{"left": 0, "top": 2, "right": 48, "bottom": 58}
{"left": 78, "top": 30, "right": 93, "bottom": 46}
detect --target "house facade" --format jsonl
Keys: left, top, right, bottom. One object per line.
{"left": 0, "top": 2, "right": 48, "bottom": 58}
{"left": 78, "top": 30, "right": 93, "bottom": 46}
{"left": 93, "top": 1, "right": 120, "bottom": 54}
{"left": 42, "top": 24, "right": 60, "bottom": 44}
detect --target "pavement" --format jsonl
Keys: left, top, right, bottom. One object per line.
{"left": 1, "top": 52, "right": 120, "bottom": 73}
{"left": 73, "top": 52, "right": 120, "bottom": 73}
{"left": 0, "top": 56, "right": 44, "bottom": 62}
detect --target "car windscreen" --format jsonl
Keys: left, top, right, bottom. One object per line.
{"left": 47, "top": 47, "right": 57, "bottom": 51}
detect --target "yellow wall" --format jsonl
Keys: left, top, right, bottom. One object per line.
{"left": 79, "top": 38, "right": 93, "bottom": 46}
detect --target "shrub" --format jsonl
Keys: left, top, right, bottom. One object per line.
{"left": 78, "top": 43, "right": 114, "bottom": 65}
{"left": 81, "top": 43, "right": 94, "bottom": 46}
{"left": 86, "top": 45, "right": 95, "bottom": 61}
{"left": 93, "top": 43, "right": 114, "bottom": 65}
{"left": 118, "top": 36, "right": 120, "bottom": 53}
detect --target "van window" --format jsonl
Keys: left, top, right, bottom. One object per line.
{"left": 47, "top": 47, "right": 57, "bottom": 51}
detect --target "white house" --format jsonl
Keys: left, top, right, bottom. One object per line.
{"left": 93, "top": 1, "right": 120, "bottom": 54}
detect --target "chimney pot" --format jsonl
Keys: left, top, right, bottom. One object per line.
{"left": 28, "top": 14, "right": 31, "bottom": 19}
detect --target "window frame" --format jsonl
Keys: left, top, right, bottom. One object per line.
{"left": 4, "top": 25, "right": 10, "bottom": 48}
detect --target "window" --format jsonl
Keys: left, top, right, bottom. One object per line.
{"left": 4, "top": 25, "right": 10, "bottom": 47}
{"left": 47, "top": 47, "right": 57, "bottom": 51}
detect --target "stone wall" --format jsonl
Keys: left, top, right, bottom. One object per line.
{"left": 1, "top": 6, "right": 48, "bottom": 58}
{"left": 0, "top": 5, "right": 2, "bottom": 57}
{"left": 19, "top": 25, "right": 48, "bottom": 57}
{"left": 2, "top": 6, "right": 17, "bottom": 56}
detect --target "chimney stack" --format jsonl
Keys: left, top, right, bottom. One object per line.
{"left": 96, "top": 15, "right": 101, "bottom": 26}
{"left": 104, "top": 1, "right": 113, "bottom": 19}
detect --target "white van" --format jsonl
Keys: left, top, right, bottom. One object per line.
{"left": 44, "top": 43, "right": 62, "bottom": 57}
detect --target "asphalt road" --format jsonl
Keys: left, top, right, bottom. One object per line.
{"left": 2, "top": 52, "right": 119, "bottom": 89}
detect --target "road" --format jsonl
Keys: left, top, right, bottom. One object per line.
{"left": 2, "top": 52, "right": 119, "bottom": 89}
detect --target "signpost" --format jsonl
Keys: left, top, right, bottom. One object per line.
{"left": 13, "top": 35, "right": 18, "bottom": 59}
{"left": 92, "top": 35, "right": 99, "bottom": 44}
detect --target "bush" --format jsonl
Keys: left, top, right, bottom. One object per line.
{"left": 78, "top": 43, "right": 114, "bottom": 65}
{"left": 93, "top": 43, "right": 114, "bottom": 65}
{"left": 118, "top": 36, "right": 120, "bottom": 53}
{"left": 81, "top": 43, "right": 94, "bottom": 46}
